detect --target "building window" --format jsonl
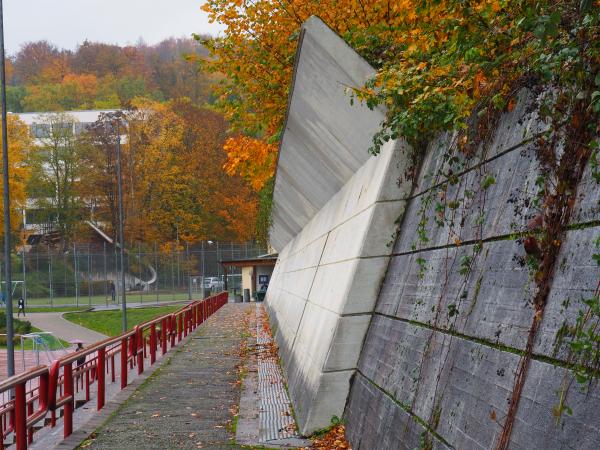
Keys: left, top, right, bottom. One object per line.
{"left": 31, "top": 123, "right": 51, "bottom": 138}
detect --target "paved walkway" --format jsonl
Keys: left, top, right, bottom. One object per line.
{"left": 82, "top": 303, "right": 254, "bottom": 449}
{"left": 22, "top": 312, "right": 108, "bottom": 343}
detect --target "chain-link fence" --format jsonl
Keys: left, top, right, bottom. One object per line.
{"left": 0, "top": 241, "right": 265, "bottom": 308}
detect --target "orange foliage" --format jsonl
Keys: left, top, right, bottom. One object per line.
{"left": 223, "top": 136, "right": 277, "bottom": 191}
{"left": 0, "top": 116, "right": 31, "bottom": 233}
{"left": 200, "top": 0, "right": 527, "bottom": 172}
{"left": 309, "top": 424, "right": 351, "bottom": 449}
{"left": 79, "top": 99, "right": 258, "bottom": 245}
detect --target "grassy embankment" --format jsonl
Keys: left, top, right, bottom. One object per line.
{"left": 64, "top": 305, "right": 180, "bottom": 337}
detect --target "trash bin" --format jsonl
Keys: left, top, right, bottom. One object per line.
{"left": 256, "top": 291, "right": 266, "bottom": 302}
{"left": 243, "top": 289, "right": 250, "bottom": 302}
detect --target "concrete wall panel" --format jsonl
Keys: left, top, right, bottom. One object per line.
{"left": 345, "top": 86, "right": 599, "bottom": 449}
{"left": 270, "top": 16, "right": 385, "bottom": 251}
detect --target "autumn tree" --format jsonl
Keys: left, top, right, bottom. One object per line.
{"left": 8, "top": 37, "right": 214, "bottom": 113}
{"left": 27, "top": 112, "right": 83, "bottom": 245}
{"left": 12, "top": 41, "right": 62, "bottom": 84}
{"left": 78, "top": 101, "right": 257, "bottom": 246}
{"left": 167, "top": 99, "right": 258, "bottom": 241}
{"left": 199, "top": 0, "right": 600, "bottom": 245}
{"left": 0, "top": 115, "right": 32, "bottom": 237}
{"left": 77, "top": 112, "right": 121, "bottom": 242}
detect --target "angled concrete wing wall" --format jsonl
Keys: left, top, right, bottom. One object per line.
{"left": 269, "top": 16, "right": 385, "bottom": 252}
{"left": 265, "top": 17, "right": 413, "bottom": 433}
{"left": 266, "top": 137, "right": 412, "bottom": 433}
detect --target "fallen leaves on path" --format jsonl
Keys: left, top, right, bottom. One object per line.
{"left": 309, "top": 425, "right": 352, "bottom": 449}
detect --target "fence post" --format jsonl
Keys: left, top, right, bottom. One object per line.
{"left": 136, "top": 326, "right": 144, "bottom": 374}
{"left": 111, "top": 353, "right": 115, "bottom": 383}
{"left": 97, "top": 347, "right": 106, "bottom": 410}
{"left": 154, "top": 242, "right": 159, "bottom": 304}
{"left": 88, "top": 244, "right": 92, "bottom": 306}
{"left": 187, "top": 243, "right": 192, "bottom": 301}
{"left": 171, "top": 247, "right": 175, "bottom": 301}
{"left": 63, "top": 363, "right": 74, "bottom": 438}
{"left": 48, "top": 243, "right": 53, "bottom": 307}
{"left": 114, "top": 243, "right": 118, "bottom": 304}
{"left": 170, "top": 315, "right": 176, "bottom": 347}
{"left": 21, "top": 249, "right": 26, "bottom": 306}
{"left": 73, "top": 244, "right": 79, "bottom": 307}
{"left": 150, "top": 323, "right": 156, "bottom": 364}
{"left": 14, "top": 382, "right": 26, "bottom": 450}
{"left": 177, "top": 314, "right": 183, "bottom": 342}
{"left": 161, "top": 317, "right": 167, "bottom": 354}
{"left": 63, "top": 252, "right": 67, "bottom": 304}
{"left": 103, "top": 241, "right": 108, "bottom": 307}
{"left": 138, "top": 243, "right": 143, "bottom": 304}
{"left": 120, "top": 338, "right": 128, "bottom": 389}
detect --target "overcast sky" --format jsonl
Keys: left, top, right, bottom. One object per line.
{"left": 4, "top": 0, "right": 225, "bottom": 55}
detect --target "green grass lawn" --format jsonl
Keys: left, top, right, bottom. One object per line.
{"left": 64, "top": 305, "right": 181, "bottom": 337}
{"left": 22, "top": 306, "right": 90, "bottom": 313}
{"left": 18, "top": 291, "right": 195, "bottom": 308}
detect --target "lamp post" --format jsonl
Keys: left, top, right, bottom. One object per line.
{"left": 0, "top": 0, "right": 15, "bottom": 378}
{"left": 115, "top": 117, "right": 127, "bottom": 332}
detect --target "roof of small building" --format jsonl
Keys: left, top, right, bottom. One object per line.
{"left": 220, "top": 253, "right": 278, "bottom": 267}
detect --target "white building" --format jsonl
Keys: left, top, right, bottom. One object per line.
{"left": 12, "top": 110, "right": 117, "bottom": 235}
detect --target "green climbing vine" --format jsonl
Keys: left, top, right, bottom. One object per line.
{"left": 350, "top": 0, "right": 600, "bottom": 447}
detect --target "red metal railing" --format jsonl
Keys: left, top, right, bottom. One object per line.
{"left": 0, "top": 292, "right": 228, "bottom": 449}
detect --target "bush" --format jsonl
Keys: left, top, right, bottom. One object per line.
{"left": 0, "top": 311, "right": 32, "bottom": 345}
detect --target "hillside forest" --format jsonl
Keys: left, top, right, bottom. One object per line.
{"left": 1, "top": 38, "right": 259, "bottom": 248}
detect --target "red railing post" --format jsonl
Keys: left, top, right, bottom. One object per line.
{"left": 14, "top": 382, "right": 26, "bottom": 450}
{"left": 120, "top": 338, "right": 128, "bottom": 389}
{"left": 177, "top": 315, "right": 183, "bottom": 342}
{"left": 27, "top": 397, "right": 34, "bottom": 445}
{"left": 170, "top": 315, "right": 176, "bottom": 347}
{"left": 97, "top": 348, "right": 106, "bottom": 410}
{"left": 85, "top": 368, "right": 90, "bottom": 401}
{"left": 136, "top": 327, "right": 144, "bottom": 374}
{"left": 150, "top": 323, "right": 157, "bottom": 364}
{"left": 111, "top": 353, "right": 115, "bottom": 383}
{"left": 63, "top": 363, "right": 74, "bottom": 438}
{"left": 183, "top": 310, "right": 189, "bottom": 337}
{"left": 128, "top": 336, "right": 135, "bottom": 369}
{"left": 161, "top": 318, "right": 168, "bottom": 354}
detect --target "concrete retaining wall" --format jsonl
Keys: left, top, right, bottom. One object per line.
{"left": 345, "top": 90, "right": 600, "bottom": 449}
{"left": 266, "top": 15, "right": 599, "bottom": 446}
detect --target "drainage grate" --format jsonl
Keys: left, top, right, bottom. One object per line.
{"left": 256, "top": 304, "right": 301, "bottom": 443}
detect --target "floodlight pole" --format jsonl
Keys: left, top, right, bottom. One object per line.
{"left": 0, "top": 0, "right": 15, "bottom": 378}
{"left": 115, "top": 118, "right": 127, "bottom": 332}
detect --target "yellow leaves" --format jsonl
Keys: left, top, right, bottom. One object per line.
{"left": 202, "top": 0, "right": 523, "bottom": 188}
{"left": 406, "top": 44, "right": 418, "bottom": 55}
{"left": 222, "top": 136, "right": 277, "bottom": 192}
{"left": 0, "top": 115, "right": 32, "bottom": 233}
